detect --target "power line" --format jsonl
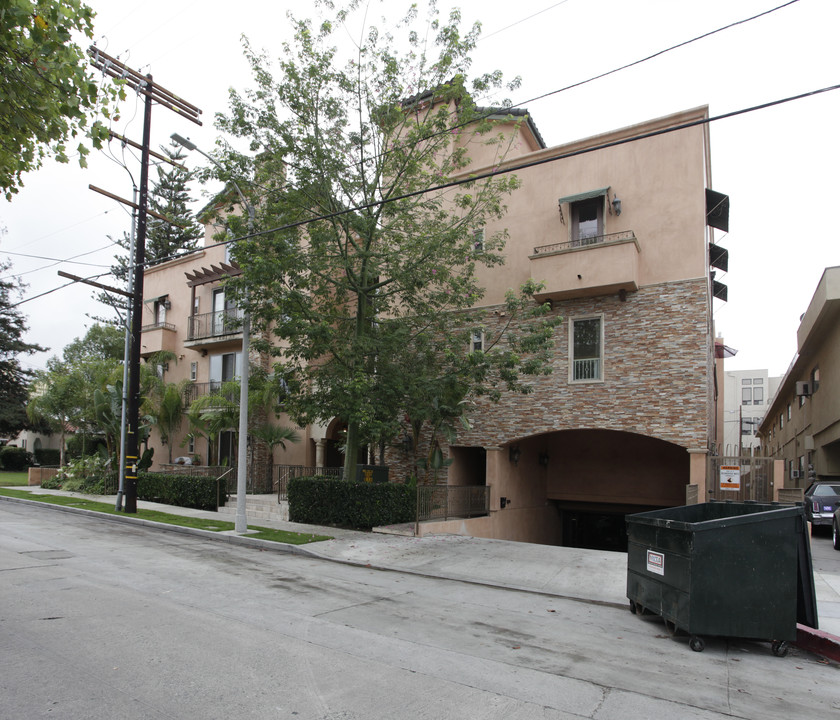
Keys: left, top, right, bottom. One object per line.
{"left": 9, "top": 272, "right": 112, "bottom": 308}
{"left": 204, "top": 0, "right": 800, "bottom": 211}
{"left": 0, "top": 245, "right": 115, "bottom": 272}
{"left": 207, "top": 81, "right": 840, "bottom": 248}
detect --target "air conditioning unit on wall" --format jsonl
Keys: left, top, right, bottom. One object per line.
{"left": 796, "top": 381, "right": 811, "bottom": 397}
{"left": 790, "top": 469, "right": 801, "bottom": 480}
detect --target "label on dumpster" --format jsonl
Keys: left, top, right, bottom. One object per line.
{"left": 646, "top": 550, "right": 665, "bottom": 576}
{"left": 719, "top": 465, "right": 741, "bottom": 491}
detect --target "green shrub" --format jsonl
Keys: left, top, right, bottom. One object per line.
{"left": 138, "top": 472, "right": 227, "bottom": 511}
{"left": 0, "top": 446, "right": 33, "bottom": 471}
{"left": 34, "top": 448, "right": 60, "bottom": 466}
{"left": 50, "top": 455, "right": 112, "bottom": 494}
{"left": 288, "top": 476, "right": 414, "bottom": 529}
{"left": 40, "top": 473, "right": 63, "bottom": 490}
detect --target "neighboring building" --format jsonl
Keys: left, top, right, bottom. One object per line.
{"left": 721, "top": 368, "right": 781, "bottom": 455}
{"left": 10, "top": 430, "right": 62, "bottom": 458}
{"left": 140, "top": 105, "right": 726, "bottom": 548}
{"left": 758, "top": 267, "right": 840, "bottom": 488}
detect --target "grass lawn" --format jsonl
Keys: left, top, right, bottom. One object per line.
{"left": 0, "top": 488, "right": 332, "bottom": 545}
{"left": 0, "top": 471, "right": 29, "bottom": 487}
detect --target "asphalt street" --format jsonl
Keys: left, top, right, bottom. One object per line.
{"left": 2, "top": 500, "right": 839, "bottom": 720}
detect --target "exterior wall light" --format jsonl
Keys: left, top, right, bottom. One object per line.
{"left": 509, "top": 445, "right": 521, "bottom": 465}
{"left": 612, "top": 194, "right": 622, "bottom": 216}
{"left": 538, "top": 451, "right": 549, "bottom": 467}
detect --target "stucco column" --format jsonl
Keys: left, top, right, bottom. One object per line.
{"left": 687, "top": 448, "right": 709, "bottom": 504}
{"left": 485, "top": 447, "right": 505, "bottom": 511}
{"left": 315, "top": 438, "right": 327, "bottom": 469}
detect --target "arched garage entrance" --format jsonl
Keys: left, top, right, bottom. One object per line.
{"left": 543, "top": 429, "right": 688, "bottom": 551}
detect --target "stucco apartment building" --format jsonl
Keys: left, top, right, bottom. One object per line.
{"left": 140, "top": 105, "right": 726, "bottom": 548}
{"left": 758, "top": 267, "right": 840, "bottom": 487}
{"left": 721, "top": 368, "right": 781, "bottom": 456}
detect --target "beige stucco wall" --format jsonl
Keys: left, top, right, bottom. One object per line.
{"left": 760, "top": 266, "right": 840, "bottom": 481}
{"left": 467, "top": 107, "right": 711, "bottom": 307}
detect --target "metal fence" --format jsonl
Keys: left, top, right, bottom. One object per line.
{"left": 708, "top": 455, "right": 775, "bottom": 502}
{"left": 416, "top": 485, "right": 490, "bottom": 523}
{"left": 277, "top": 465, "right": 343, "bottom": 501}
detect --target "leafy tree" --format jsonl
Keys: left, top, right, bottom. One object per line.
{"left": 144, "top": 379, "right": 191, "bottom": 464}
{"left": 27, "top": 324, "right": 122, "bottom": 464}
{"left": 215, "top": 1, "right": 559, "bottom": 481}
{"left": 62, "top": 323, "right": 123, "bottom": 363}
{"left": 0, "top": 0, "right": 123, "bottom": 199}
{"left": 0, "top": 255, "right": 46, "bottom": 436}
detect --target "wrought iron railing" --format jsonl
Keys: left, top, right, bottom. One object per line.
{"left": 416, "top": 485, "right": 490, "bottom": 523}
{"left": 533, "top": 230, "right": 636, "bottom": 256}
{"left": 183, "top": 381, "right": 239, "bottom": 406}
{"left": 141, "top": 321, "right": 176, "bottom": 333}
{"left": 187, "top": 308, "right": 243, "bottom": 340}
{"left": 277, "top": 465, "right": 343, "bottom": 501}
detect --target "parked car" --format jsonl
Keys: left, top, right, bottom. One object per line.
{"left": 834, "top": 506, "right": 840, "bottom": 551}
{"left": 804, "top": 481, "right": 840, "bottom": 529}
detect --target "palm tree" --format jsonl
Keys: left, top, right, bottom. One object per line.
{"left": 251, "top": 423, "right": 300, "bottom": 490}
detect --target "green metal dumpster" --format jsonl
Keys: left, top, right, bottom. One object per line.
{"left": 626, "top": 501, "right": 818, "bottom": 654}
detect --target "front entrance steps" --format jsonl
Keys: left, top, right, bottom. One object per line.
{"left": 218, "top": 494, "right": 288, "bottom": 523}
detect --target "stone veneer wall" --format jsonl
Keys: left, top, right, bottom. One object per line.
{"left": 384, "top": 277, "right": 712, "bottom": 481}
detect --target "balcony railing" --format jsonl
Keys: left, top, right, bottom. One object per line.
{"left": 188, "top": 308, "right": 243, "bottom": 341}
{"left": 417, "top": 484, "right": 490, "bottom": 523}
{"left": 533, "top": 230, "right": 636, "bottom": 256}
{"left": 183, "top": 381, "right": 239, "bottom": 406}
{"left": 141, "top": 321, "right": 176, "bottom": 333}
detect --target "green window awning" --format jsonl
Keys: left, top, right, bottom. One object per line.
{"left": 557, "top": 187, "right": 610, "bottom": 205}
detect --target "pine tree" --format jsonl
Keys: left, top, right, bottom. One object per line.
{"left": 0, "top": 254, "right": 46, "bottom": 436}
{"left": 97, "top": 142, "right": 202, "bottom": 319}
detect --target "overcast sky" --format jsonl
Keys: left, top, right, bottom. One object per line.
{"left": 1, "top": 0, "right": 838, "bottom": 379}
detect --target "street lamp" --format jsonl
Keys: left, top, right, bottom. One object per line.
{"left": 172, "top": 133, "right": 253, "bottom": 534}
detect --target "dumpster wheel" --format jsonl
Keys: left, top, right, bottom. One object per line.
{"left": 629, "top": 600, "right": 650, "bottom": 616}
{"left": 771, "top": 640, "right": 789, "bottom": 657}
{"left": 689, "top": 635, "right": 705, "bottom": 652}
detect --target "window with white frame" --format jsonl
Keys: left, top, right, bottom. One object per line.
{"left": 190, "top": 362, "right": 198, "bottom": 381}
{"left": 742, "top": 387, "right": 752, "bottom": 405}
{"left": 752, "top": 386, "right": 764, "bottom": 405}
{"left": 471, "top": 330, "right": 484, "bottom": 352}
{"left": 570, "top": 315, "right": 603, "bottom": 382}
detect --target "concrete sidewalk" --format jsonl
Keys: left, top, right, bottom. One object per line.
{"left": 4, "top": 487, "right": 839, "bottom": 659}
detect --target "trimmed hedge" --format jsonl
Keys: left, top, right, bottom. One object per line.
{"left": 34, "top": 448, "right": 61, "bottom": 466}
{"left": 0, "top": 446, "right": 33, "bottom": 471}
{"left": 288, "top": 476, "right": 414, "bottom": 529}
{"left": 138, "top": 472, "right": 227, "bottom": 511}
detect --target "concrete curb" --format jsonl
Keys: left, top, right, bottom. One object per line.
{"left": 0, "top": 494, "right": 315, "bottom": 558}
{"left": 796, "top": 623, "right": 840, "bottom": 663}
{"left": 4, "top": 493, "right": 840, "bottom": 661}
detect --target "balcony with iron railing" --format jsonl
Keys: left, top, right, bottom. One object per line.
{"left": 185, "top": 308, "right": 244, "bottom": 347}
{"left": 183, "top": 381, "right": 240, "bottom": 407}
{"left": 530, "top": 230, "right": 640, "bottom": 301}
{"left": 139, "top": 321, "right": 177, "bottom": 357}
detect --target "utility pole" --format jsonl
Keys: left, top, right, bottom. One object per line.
{"left": 88, "top": 48, "right": 201, "bottom": 513}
